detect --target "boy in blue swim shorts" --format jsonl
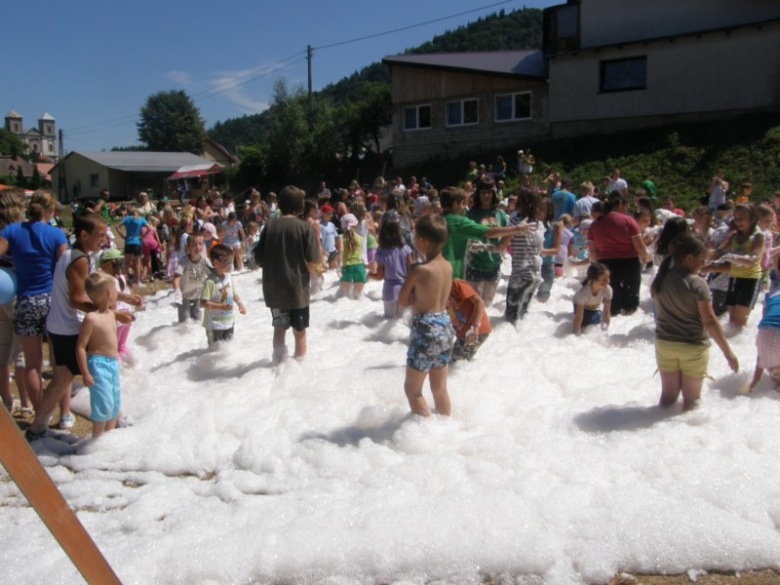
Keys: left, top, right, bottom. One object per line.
{"left": 76, "top": 272, "right": 132, "bottom": 438}
{"left": 398, "top": 215, "right": 455, "bottom": 417}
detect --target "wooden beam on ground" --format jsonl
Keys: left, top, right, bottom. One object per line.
{"left": 0, "top": 409, "right": 122, "bottom": 584}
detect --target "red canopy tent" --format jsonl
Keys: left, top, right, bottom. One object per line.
{"left": 167, "top": 162, "right": 223, "bottom": 180}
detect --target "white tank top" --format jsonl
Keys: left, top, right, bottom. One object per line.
{"left": 47, "top": 248, "right": 93, "bottom": 336}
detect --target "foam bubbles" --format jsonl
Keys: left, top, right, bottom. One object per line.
{"left": 2, "top": 266, "right": 780, "bottom": 584}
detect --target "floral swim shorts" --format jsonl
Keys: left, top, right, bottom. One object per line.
{"left": 406, "top": 311, "right": 455, "bottom": 372}
{"left": 14, "top": 293, "right": 51, "bottom": 337}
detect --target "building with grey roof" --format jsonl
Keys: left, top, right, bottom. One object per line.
{"left": 50, "top": 151, "right": 216, "bottom": 201}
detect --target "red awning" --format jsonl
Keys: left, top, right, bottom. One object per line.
{"left": 167, "top": 163, "right": 224, "bottom": 180}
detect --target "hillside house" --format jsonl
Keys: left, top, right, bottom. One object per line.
{"left": 384, "top": 0, "right": 780, "bottom": 167}
{"left": 382, "top": 51, "right": 549, "bottom": 168}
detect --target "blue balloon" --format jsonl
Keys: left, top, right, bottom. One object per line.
{"left": 0, "top": 268, "right": 17, "bottom": 305}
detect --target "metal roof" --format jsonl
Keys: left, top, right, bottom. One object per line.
{"left": 5, "top": 110, "right": 21, "bottom": 119}
{"left": 382, "top": 50, "right": 547, "bottom": 79}
{"left": 72, "top": 151, "right": 213, "bottom": 172}
{"left": 39, "top": 112, "right": 55, "bottom": 121}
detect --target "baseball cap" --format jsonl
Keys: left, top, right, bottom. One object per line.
{"left": 341, "top": 213, "right": 358, "bottom": 229}
{"left": 100, "top": 249, "right": 124, "bottom": 263}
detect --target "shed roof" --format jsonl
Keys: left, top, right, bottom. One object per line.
{"left": 382, "top": 50, "right": 547, "bottom": 79}
{"left": 66, "top": 151, "right": 213, "bottom": 172}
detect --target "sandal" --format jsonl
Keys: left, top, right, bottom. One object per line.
{"left": 15, "top": 406, "right": 34, "bottom": 418}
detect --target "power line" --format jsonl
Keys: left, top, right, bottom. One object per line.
{"left": 64, "top": 52, "right": 306, "bottom": 136}
{"left": 313, "top": 0, "right": 515, "bottom": 50}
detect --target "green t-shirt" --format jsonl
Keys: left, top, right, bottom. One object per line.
{"left": 342, "top": 233, "right": 363, "bottom": 266}
{"left": 640, "top": 180, "right": 657, "bottom": 201}
{"left": 466, "top": 208, "right": 508, "bottom": 273}
{"left": 442, "top": 213, "right": 489, "bottom": 279}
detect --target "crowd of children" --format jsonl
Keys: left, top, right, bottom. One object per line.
{"left": 2, "top": 163, "right": 779, "bottom": 439}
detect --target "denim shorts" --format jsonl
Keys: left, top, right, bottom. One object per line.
{"left": 407, "top": 311, "right": 454, "bottom": 372}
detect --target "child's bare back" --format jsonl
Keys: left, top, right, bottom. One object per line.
{"left": 406, "top": 254, "right": 452, "bottom": 315}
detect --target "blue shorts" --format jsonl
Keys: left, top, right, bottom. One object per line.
{"left": 88, "top": 355, "right": 121, "bottom": 422}
{"left": 407, "top": 311, "right": 454, "bottom": 372}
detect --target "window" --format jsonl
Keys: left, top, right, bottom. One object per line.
{"left": 403, "top": 105, "right": 431, "bottom": 130}
{"left": 90, "top": 174, "right": 99, "bottom": 188}
{"left": 446, "top": 99, "right": 478, "bottom": 127}
{"left": 600, "top": 57, "right": 647, "bottom": 92}
{"left": 495, "top": 92, "right": 532, "bottom": 122}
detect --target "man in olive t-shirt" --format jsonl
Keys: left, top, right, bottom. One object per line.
{"left": 254, "top": 186, "right": 320, "bottom": 361}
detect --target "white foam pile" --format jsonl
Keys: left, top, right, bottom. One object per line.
{"left": 2, "top": 266, "right": 780, "bottom": 584}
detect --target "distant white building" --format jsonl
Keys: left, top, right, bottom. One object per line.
{"left": 4, "top": 110, "right": 58, "bottom": 160}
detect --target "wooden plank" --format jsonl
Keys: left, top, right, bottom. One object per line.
{"left": 0, "top": 409, "right": 122, "bottom": 584}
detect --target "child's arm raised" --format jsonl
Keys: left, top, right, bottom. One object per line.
{"left": 76, "top": 317, "right": 95, "bottom": 388}
{"left": 698, "top": 300, "right": 738, "bottom": 372}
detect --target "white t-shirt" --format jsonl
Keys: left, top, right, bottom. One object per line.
{"left": 608, "top": 178, "right": 628, "bottom": 193}
{"left": 47, "top": 249, "right": 93, "bottom": 336}
{"left": 573, "top": 283, "right": 613, "bottom": 311}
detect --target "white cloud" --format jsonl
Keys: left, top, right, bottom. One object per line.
{"left": 166, "top": 70, "right": 193, "bottom": 86}
{"left": 209, "top": 68, "right": 273, "bottom": 114}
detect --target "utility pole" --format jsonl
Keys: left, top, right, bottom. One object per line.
{"left": 307, "top": 45, "right": 313, "bottom": 133}
{"left": 58, "top": 129, "right": 67, "bottom": 202}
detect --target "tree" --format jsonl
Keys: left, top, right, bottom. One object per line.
{"left": 29, "top": 166, "right": 43, "bottom": 190}
{"left": 137, "top": 90, "right": 207, "bottom": 153}
{"left": 0, "top": 129, "right": 27, "bottom": 158}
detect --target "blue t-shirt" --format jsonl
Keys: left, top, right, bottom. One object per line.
{"left": 121, "top": 216, "right": 147, "bottom": 246}
{"left": 0, "top": 221, "right": 67, "bottom": 297}
{"left": 320, "top": 220, "right": 337, "bottom": 254}
{"left": 551, "top": 190, "right": 576, "bottom": 220}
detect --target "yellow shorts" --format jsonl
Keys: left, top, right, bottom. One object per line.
{"left": 655, "top": 339, "right": 710, "bottom": 379}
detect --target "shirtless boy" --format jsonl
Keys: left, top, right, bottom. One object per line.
{"left": 398, "top": 215, "right": 454, "bottom": 417}
{"left": 76, "top": 272, "right": 128, "bottom": 438}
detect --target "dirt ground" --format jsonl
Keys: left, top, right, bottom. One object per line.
{"left": 5, "top": 260, "right": 779, "bottom": 585}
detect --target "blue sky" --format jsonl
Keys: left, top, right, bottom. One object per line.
{"left": 1, "top": 0, "right": 557, "bottom": 153}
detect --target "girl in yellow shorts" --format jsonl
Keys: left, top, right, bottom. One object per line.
{"left": 652, "top": 233, "right": 739, "bottom": 410}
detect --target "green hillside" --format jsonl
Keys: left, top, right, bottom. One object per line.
{"left": 409, "top": 112, "right": 780, "bottom": 212}
{"left": 208, "top": 8, "right": 543, "bottom": 152}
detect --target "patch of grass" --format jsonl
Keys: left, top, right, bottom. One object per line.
{"left": 402, "top": 112, "right": 780, "bottom": 212}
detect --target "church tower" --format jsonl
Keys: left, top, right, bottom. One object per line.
{"left": 38, "top": 112, "right": 57, "bottom": 159}
{"left": 4, "top": 110, "right": 22, "bottom": 136}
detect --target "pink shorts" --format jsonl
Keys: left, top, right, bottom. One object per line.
{"left": 756, "top": 328, "right": 780, "bottom": 369}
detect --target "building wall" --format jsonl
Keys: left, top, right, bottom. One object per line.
{"left": 579, "top": 0, "right": 780, "bottom": 48}
{"left": 390, "top": 65, "right": 550, "bottom": 168}
{"left": 549, "top": 23, "right": 780, "bottom": 123}
{"left": 51, "top": 153, "right": 109, "bottom": 201}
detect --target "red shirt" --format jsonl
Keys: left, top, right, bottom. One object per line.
{"left": 447, "top": 280, "right": 492, "bottom": 339}
{"left": 588, "top": 212, "right": 640, "bottom": 260}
